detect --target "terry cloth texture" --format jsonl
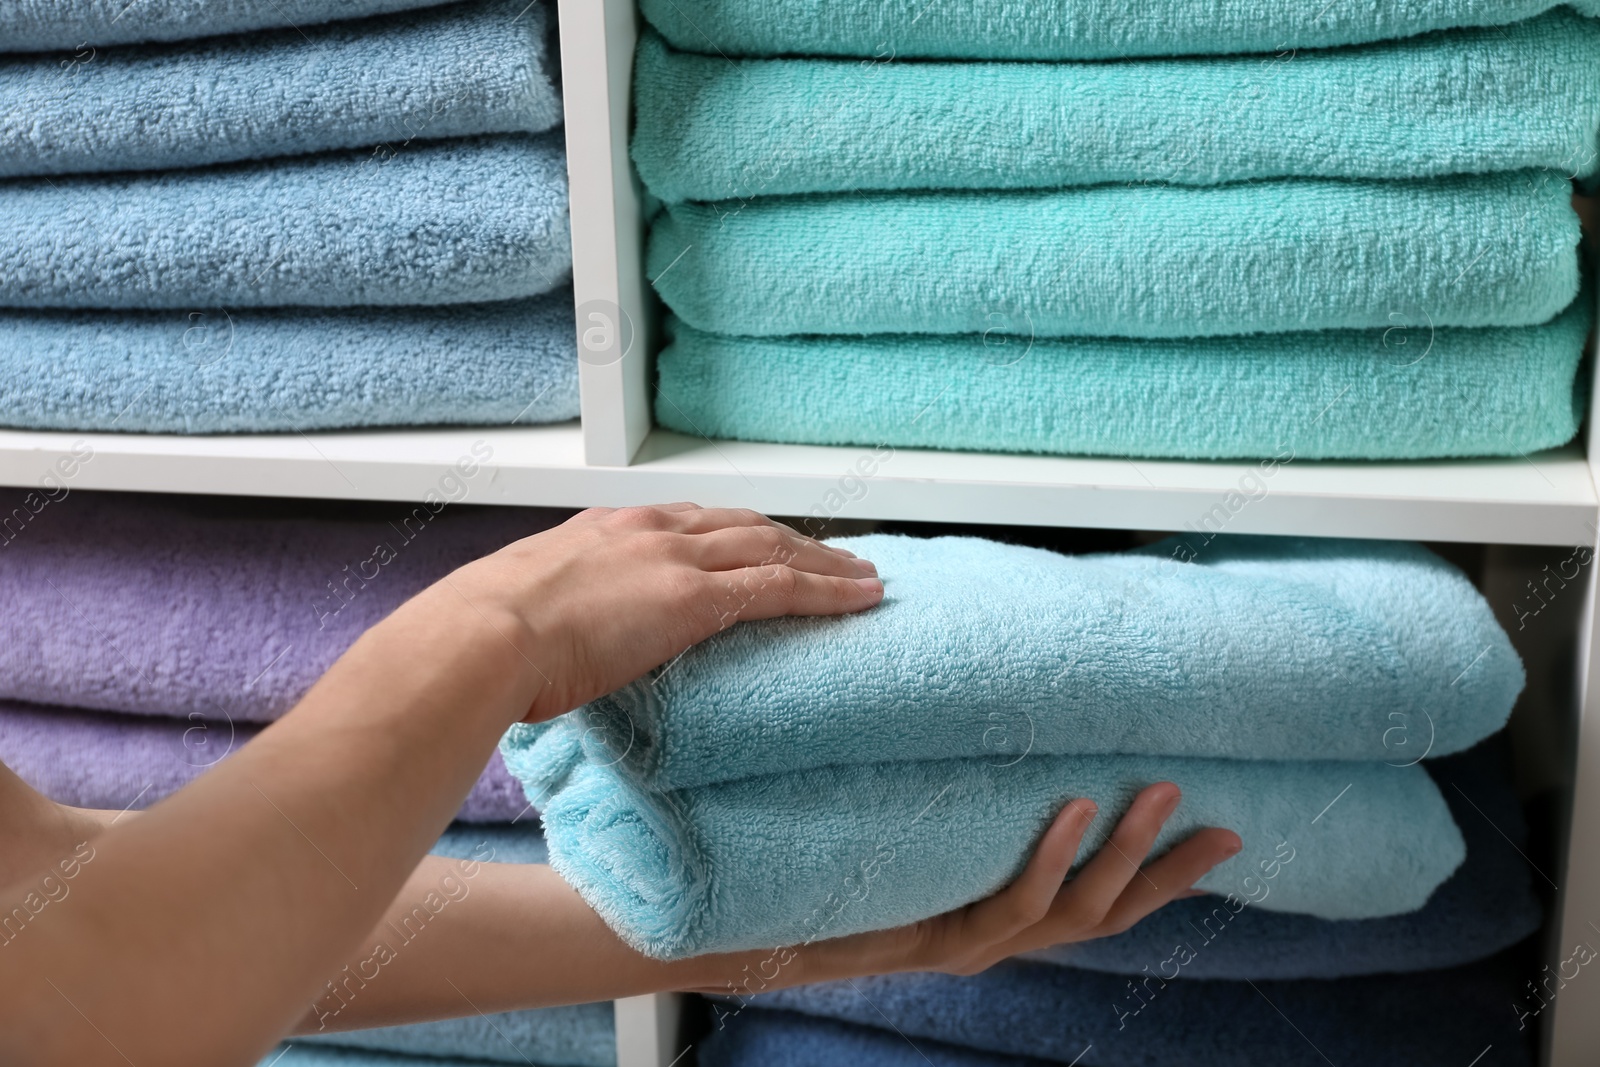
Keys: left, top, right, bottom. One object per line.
{"left": 505, "top": 716, "right": 1468, "bottom": 958}
{"left": 0, "top": 132, "right": 570, "bottom": 309}
{"left": 700, "top": 1010, "right": 1053, "bottom": 1067}
{"left": 0, "top": 491, "right": 573, "bottom": 721}
{"left": 0, "top": 1, "right": 561, "bottom": 178}
{"left": 0, "top": 0, "right": 461, "bottom": 51}
{"left": 1032, "top": 741, "right": 1541, "bottom": 979}
{"left": 0, "top": 702, "right": 532, "bottom": 821}
{"left": 556, "top": 535, "right": 1521, "bottom": 790}
{"left": 751, "top": 950, "right": 1534, "bottom": 1066}
{"left": 633, "top": 14, "right": 1600, "bottom": 202}
{"left": 653, "top": 298, "right": 1590, "bottom": 461}
{"left": 0, "top": 291, "right": 579, "bottom": 433}
{"left": 647, "top": 171, "right": 1579, "bottom": 338}
{"left": 637, "top": 0, "right": 1600, "bottom": 60}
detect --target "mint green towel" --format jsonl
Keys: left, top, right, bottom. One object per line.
{"left": 655, "top": 297, "right": 1590, "bottom": 460}
{"left": 633, "top": 14, "right": 1600, "bottom": 202}
{"left": 638, "top": 0, "right": 1600, "bottom": 59}
{"left": 647, "top": 172, "right": 1578, "bottom": 338}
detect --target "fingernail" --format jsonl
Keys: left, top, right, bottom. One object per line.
{"left": 853, "top": 577, "right": 885, "bottom": 596}
{"left": 1079, "top": 802, "right": 1098, "bottom": 823}
{"left": 1161, "top": 790, "right": 1181, "bottom": 817}
{"left": 853, "top": 557, "right": 878, "bottom": 576}
{"left": 1224, "top": 840, "right": 1242, "bottom": 857}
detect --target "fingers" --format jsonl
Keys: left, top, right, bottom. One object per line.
{"left": 1049, "top": 782, "right": 1180, "bottom": 923}
{"left": 693, "top": 526, "right": 877, "bottom": 580}
{"left": 1094, "top": 827, "right": 1241, "bottom": 935}
{"left": 954, "top": 800, "right": 1098, "bottom": 949}
{"left": 710, "top": 565, "right": 884, "bottom": 622}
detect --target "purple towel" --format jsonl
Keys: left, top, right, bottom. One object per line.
{"left": 0, "top": 491, "right": 573, "bottom": 722}
{"left": 0, "top": 701, "right": 530, "bottom": 822}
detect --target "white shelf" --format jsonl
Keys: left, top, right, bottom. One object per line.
{"left": 2, "top": 422, "right": 1591, "bottom": 546}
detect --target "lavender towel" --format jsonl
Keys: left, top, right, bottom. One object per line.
{"left": 0, "top": 701, "right": 529, "bottom": 821}
{"left": 0, "top": 491, "right": 573, "bottom": 722}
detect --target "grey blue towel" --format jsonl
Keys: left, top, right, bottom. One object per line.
{"left": 638, "top": 0, "right": 1600, "bottom": 59}
{"left": 562, "top": 535, "right": 1520, "bottom": 789}
{"left": 0, "top": 492, "right": 572, "bottom": 722}
{"left": 701, "top": 1010, "right": 1050, "bottom": 1067}
{"left": 506, "top": 714, "right": 1468, "bottom": 957}
{"left": 648, "top": 172, "right": 1578, "bottom": 338}
{"left": 750, "top": 950, "right": 1534, "bottom": 1066}
{"left": 0, "top": 702, "right": 532, "bottom": 821}
{"left": 0, "top": 292, "right": 578, "bottom": 433}
{"left": 1, "top": 0, "right": 458, "bottom": 51}
{"left": 655, "top": 299, "right": 1589, "bottom": 461}
{"left": 633, "top": 14, "right": 1600, "bottom": 202}
{"left": 0, "top": 132, "right": 569, "bottom": 309}
{"left": 0, "top": 1, "right": 560, "bottom": 178}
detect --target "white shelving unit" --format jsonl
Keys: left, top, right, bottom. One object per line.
{"left": 0, "top": 0, "right": 1595, "bottom": 1062}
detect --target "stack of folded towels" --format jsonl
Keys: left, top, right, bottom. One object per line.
{"left": 633, "top": 0, "right": 1600, "bottom": 460}
{"left": 0, "top": 490, "right": 614, "bottom": 1067}
{"left": 0, "top": 0, "right": 577, "bottom": 433}
{"left": 501, "top": 532, "right": 1539, "bottom": 1064}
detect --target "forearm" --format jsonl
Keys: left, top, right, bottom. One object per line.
{"left": 0, "top": 579, "right": 539, "bottom": 1066}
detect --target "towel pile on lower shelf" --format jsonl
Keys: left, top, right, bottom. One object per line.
{"left": 501, "top": 533, "right": 1524, "bottom": 958}
{"left": 0, "top": 491, "right": 570, "bottom": 821}
{"left": 635, "top": 2, "right": 1595, "bottom": 460}
{"left": 0, "top": 0, "right": 577, "bottom": 433}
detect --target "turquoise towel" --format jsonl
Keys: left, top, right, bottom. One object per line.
{"left": 654, "top": 299, "right": 1590, "bottom": 461}
{"left": 0, "top": 292, "right": 578, "bottom": 433}
{"left": 647, "top": 172, "right": 1578, "bottom": 338}
{"left": 1, "top": 0, "right": 458, "bottom": 50}
{"left": 0, "top": 133, "right": 569, "bottom": 309}
{"left": 633, "top": 14, "right": 1600, "bottom": 202}
{"left": 0, "top": 1, "right": 559, "bottom": 178}
{"left": 638, "top": 0, "right": 1600, "bottom": 59}
{"left": 556, "top": 535, "right": 1521, "bottom": 791}
{"left": 505, "top": 716, "right": 1468, "bottom": 957}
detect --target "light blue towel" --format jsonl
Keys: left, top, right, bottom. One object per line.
{"left": 633, "top": 15, "right": 1600, "bottom": 202}
{"left": 0, "top": 0, "right": 559, "bottom": 178}
{"left": 648, "top": 172, "right": 1578, "bottom": 338}
{"left": 1, "top": 0, "right": 459, "bottom": 51}
{"left": 557, "top": 535, "right": 1521, "bottom": 791}
{"left": 506, "top": 715, "right": 1468, "bottom": 958}
{"left": 638, "top": 0, "right": 1600, "bottom": 59}
{"left": 0, "top": 132, "right": 569, "bottom": 309}
{"left": 0, "top": 291, "right": 578, "bottom": 433}
{"left": 655, "top": 299, "right": 1590, "bottom": 461}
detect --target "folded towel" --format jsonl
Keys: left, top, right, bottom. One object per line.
{"left": 2, "top": 0, "right": 459, "bottom": 51}
{"left": 262, "top": 1049, "right": 491, "bottom": 1067}
{"left": 654, "top": 299, "right": 1590, "bottom": 461}
{"left": 1032, "top": 742, "right": 1541, "bottom": 979}
{"left": 0, "top": 291, "right": 578, "bottom": 433}
{"left": 634, "top": 14, "right": 1600, "bottom": 202}
{"left": 562, "top": 534, "right": 1520, "bottom": 790}
{"left": 701, "top": 1009, "right": 1049, "bottom": 1067}
{"left": 0, "top": 702, "right": 532, "bottom": 821}
{"left": 0, "top": 1, "right": 559, "bottom": 178}
{"left": 506, "top": 715, "right": 1468, "bottom": 957}
{"left": 639, "top": 0, "right": 1600, "bottom": 60}
{"left": 649, "top": 171, "right": 1578, "bottom": 338}
{"left": 0, "top": 133, "right": 569, "bottom": 309}
{"left": 752, "top": 950, "right": 1534, "bottom": 1067}
{"left": 0, "top": 492, "right": 571, "bottom": 722}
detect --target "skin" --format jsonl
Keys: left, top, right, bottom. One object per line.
{"left": 0, "top": 504, "right": 1239, "bottom": 1065}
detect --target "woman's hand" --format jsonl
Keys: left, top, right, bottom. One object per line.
{"left": 446, "top": 503, "right": 884, "bottom": 724}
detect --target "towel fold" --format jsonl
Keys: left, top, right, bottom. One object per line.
{"left": 0, "top": 133, "right": 569, "bottom": 309}
{"left": 0, "top": 702, "right": 532, "bottom": 821}
{"left": 0, "top": 492, "right": 572, "bottom": 722}
{"left": 0, "top": 291, "right": 578, "bottom": 433}
{"left": 0, "top": 1, "right": 559, "bottom": 178}
{"left": 701, "top": 1010, "right": 1048, "bottom": 1067}
{"left": 639, "top": 0, "right": 1600, "bottom": 60}
{"left": 505, "top": 715, "right": 1468, "bottom": 958}
{"left": 648, "top": 172, "right": 1578, "bottom": 338}
{"left": 2, "top": 0, "right": 458, "bottom": 51}
{"left": 563, "top": 535, "right": 1520, "bottom": 790}
{"left": 1033, "top": 742, "right": 1541, "bottom": 979}
{"left": 748, "top": 949, "right": 1534, "bottom": 1066}
{"left": 654, "top": 298, "right": 1590, "bottom": 461}
{"left": 634, "top": 14, "right": 1600, "bottom": 202}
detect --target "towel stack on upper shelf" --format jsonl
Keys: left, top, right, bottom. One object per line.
{"left": 0, "top": 0, "right": 577, "bottom": 434}
{"left": 633, "top": 0, "right": 1600, "bottom": 461}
